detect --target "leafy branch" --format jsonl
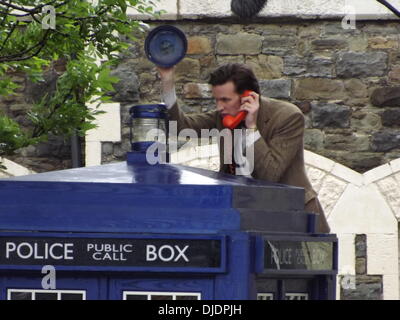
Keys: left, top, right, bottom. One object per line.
{"left": 0, "top": 0, "right": 163, "bottom": 167}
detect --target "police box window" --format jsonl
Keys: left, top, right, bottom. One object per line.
{"left": 257, "top": 293, "right": 274, "bottom": 300}
{"left": 123, "top": 291, "right": 200, "bottom": 300}
{"left": 285, "top": 293, "right": 309, "bottom": 300}
{"left": 7, "top": 289, "right": 86, "bottom": 300}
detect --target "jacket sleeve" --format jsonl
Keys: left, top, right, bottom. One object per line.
{"left": 168, "top": 101, "right": 219, "bottom": 135}
{"left": 253, "top": 111, "right": 305, "bottom": 182}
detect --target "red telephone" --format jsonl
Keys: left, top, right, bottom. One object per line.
{"left": 222, "top": 90, "right": 253, "bottom": 129}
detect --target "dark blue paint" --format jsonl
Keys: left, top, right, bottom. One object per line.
{"left": 0, "top": 160, "right": 337, "bottom": 300}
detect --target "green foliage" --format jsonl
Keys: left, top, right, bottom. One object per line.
{"left": 0, "top": 112, "right": 39, "bottom": 156}
{"left": 0, "top": 0, "right": 163, "bottom": 166}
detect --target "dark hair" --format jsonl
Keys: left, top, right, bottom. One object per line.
{"left": 208, "top": 63, "right": 260, "bottom": 94}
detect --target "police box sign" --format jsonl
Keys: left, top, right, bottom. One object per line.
{"left": 263, "top": 239, "right": 335, "bottom": 272}
{"left": 0, "top": 235, "right": 224, "bottom": 272}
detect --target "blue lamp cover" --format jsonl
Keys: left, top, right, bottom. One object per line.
{"left": 145, "top": 25, "right": 187, "bottom": 68}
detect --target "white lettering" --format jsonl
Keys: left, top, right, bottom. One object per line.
{"left": 17, "top": 242, "right": 33, "bottom": 259}
{"left": 174, "top": 245, "right": 189, "bottom": 262}
{"left": 158, "top": 245, "right": 175, "bottom": 262}
{"left": 49, "top": 243, "right": 64, "bottom": 260}
{"left": 93, "top": 252, "right": 102, "bottom": 261}
{"left": 64, "top": 243, "right": 74, "bottom": 260}
{"left": 146, "top": 245, "right": 157, "bottom": 261}
{"left": 6, "top": 242, "right": 16, "bottom": 259}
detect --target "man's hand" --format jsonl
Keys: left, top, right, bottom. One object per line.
{"left": 239, "top": 91, "right": 260, "bottom": 129}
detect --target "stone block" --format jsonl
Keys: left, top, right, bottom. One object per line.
{"left": 371, "top": 86, "right": 400, "bottom": 107}
{"left": 381, "top": 108, "right": 400, "bottom": 127}
{"left": 304, "top": 129, "right": 324, "bottom": 151}
{"left": 325, "top": 133, "right": 370, "bottom": 152}
{"left": 389, "top": 65, "right": 400, "bottom": 82}
{"left": 294, "top": 78, "right": 345, "bottom": 100}
{"left": 216, "top": 33, "right": 262, "bottom": 55}
{"left": 262, "top": 36, "right": 297, "bottom": 56}
{"left": 344, "top": 79, "right": 368, "bottom": 98}
{"left": 362, "top": 24, "right": 400, "bottom": 35}
{"left": 336, "top": 52, "right": 388, "bottom": 78}
{"left": 311, "top": 39, "right": 348, "bottom": 50}
{"left": 216, "top": 55, "right": 244, "bottom": 65}
{"left": 261, "top": 25, "right": 298, "bottom": 37}
{"left": 376, "top": 177, "right": 400, "bottom": 219}
{"left": 371, "top": 131, "right": 400, "bottom": 152}
{"left": 306, "top": 165, "right": 326, "bottom": 193}
{"left": 355, "top": 235, "right": 367, "bottom": 258}
{"left": 175, "top": 58, "right": 201, "bottom": 81}
{"left": 183, "top": 83, "right": 211, "bottom": 99}
{"left": 102, "top": 142, "right": 114, "bottom": 156}
{"left": 323, "top": 22, "right": 360, "bottom": 36}
{"left": 341, "top": 275, "right": 383, "bottom": 300}
{"left": 368, "top": 37, "right": 399, "bottom": 49}
{"left": 298, "top": 25, "right": 321, "bottom": 38}
{"left": 318, "top": 175, "right": 347, "bottom": 218}
{"left": 284, "top": 55, "right": 334, "bottom": 77}
{"left": 245, "top": 55, "right": 283, "bottom": 79}
{"left": 259, "top": 79, "right": 291, "bottom": 99}
{"left": 187, "top": 36, "right": 213, "bottom": 55}
{"left": 283, "top": 56, "right": 307, "bottom": 76}
{"left": 355, "top": 258, "right": 367, "bottom": 275}
{"left": 351, "top": 111, "right": 382, "bottom": 132}
{"left": 348, "top": 36, "right": 369, "bottom": 52}
{"left": 311, "top": 102, "right": 351, "bottom": 128}
{"left": 307, "top": 57, "right": 334, "bottom": 78}
{"left": 109, "top": 62, "right": 140, "bottom": 103}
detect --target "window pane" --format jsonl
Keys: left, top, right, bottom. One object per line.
{"left": 9, "top": 292, "right": 32, "bottom": 300}
{"left": 61, "top": 293, "right": 84, "bottom": 300}
{"left": 35, "top": 292, "right": 58, "bottom": 300}
{"left": 125, "top": 294, "right": 148, "bottom": 300}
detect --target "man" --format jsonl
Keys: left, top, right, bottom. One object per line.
{"left": 158, "top": 63, "right": 330, "bottom": 233}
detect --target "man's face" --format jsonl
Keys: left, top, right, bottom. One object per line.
{"left": 212, "top": 81, "right": 241, "bottom": 117}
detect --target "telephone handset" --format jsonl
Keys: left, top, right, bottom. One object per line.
{"left": 222, "top": 90, "right": 253, "bottom": 129}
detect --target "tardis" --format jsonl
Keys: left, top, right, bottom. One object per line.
{"left": 0, "top": 105, "right": 337, "bottom": 300}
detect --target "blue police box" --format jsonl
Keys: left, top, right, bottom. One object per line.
{"left": 0, "top": 154, "right": 337, "bottom": 300}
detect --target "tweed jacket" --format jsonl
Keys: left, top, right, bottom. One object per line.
{"left": 168, "top": 96, "right": 318, "bottom": 205}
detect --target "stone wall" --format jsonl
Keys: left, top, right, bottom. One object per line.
{"left": 340, "top": 234, "right": 383, "bottom": 300}
{"left": 0, "top": 65, "right": 73, "bottom": 173}
{"left": 106, "top": 20, "right": 400, "bottom": 173}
